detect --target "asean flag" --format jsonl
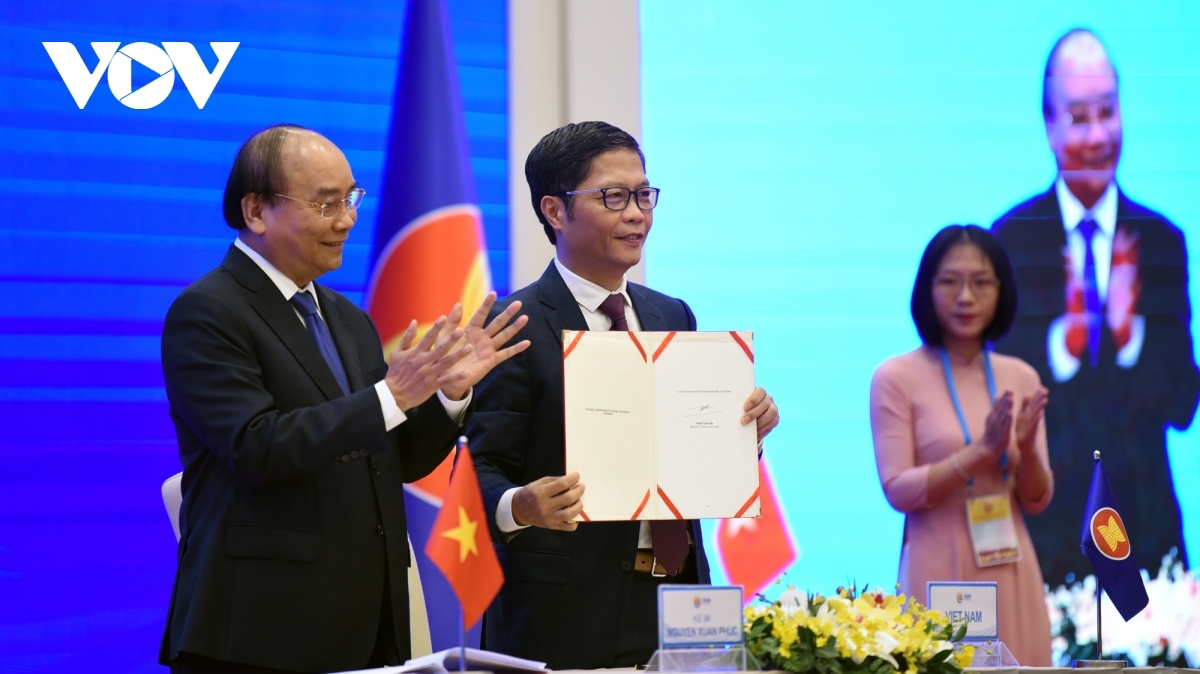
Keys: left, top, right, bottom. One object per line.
{"left": 717, "top": 459, "right": 798, "bottom": 598}
{"left": 1081, "top": 455, "right": 1148, "bottom": 621}
{"left": 368, "top": 0, "right": 491, "bottom": 650}
{"left": 425, "top": 438, "right": 504, "bottom": 629}
{"left": 367, "top": 0, "right": 490, "bottom": 352}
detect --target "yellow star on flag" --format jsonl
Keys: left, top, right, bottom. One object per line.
{"left": 441, "top": 506, "right": 479, "bottom": 563}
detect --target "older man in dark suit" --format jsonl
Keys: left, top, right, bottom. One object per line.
{"left": 467, "top": 121, "right": 781, "bottom": 669}
{"left": 993, "top": 30, "right": 1200, "bottom": 587}
{"left": 158, "top": 124, "right": 528, "bottom": 674}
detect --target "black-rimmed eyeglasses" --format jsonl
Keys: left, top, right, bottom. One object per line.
{"left": 563, "top": 186, "right": 660, "bottom": 211}
{"left": 274, "top": 188, "right": 366, "bottom": 218}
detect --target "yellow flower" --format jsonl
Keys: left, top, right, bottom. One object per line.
{"left": 744, "top": 585, "right": 970, "bottom": 674}
{"left": 953, "top": 644, "right": 976, "bottom": 669}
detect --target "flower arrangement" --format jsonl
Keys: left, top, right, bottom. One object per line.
{"left": 743, "top": 584, "right": 974, "bottom": 674}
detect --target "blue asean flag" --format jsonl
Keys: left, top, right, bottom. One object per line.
{"left": 367, "top": 0, "right": 492, "bottom": 652}
{"left": 1080, "top": 457, "right": 1149, "bottom": 621}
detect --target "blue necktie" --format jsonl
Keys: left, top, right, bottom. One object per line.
{"left": 290, "top": 290, "right": 351, "bottom": 396}
{"left": 1077, "top": 217, "right": 1102, "bottom": 367}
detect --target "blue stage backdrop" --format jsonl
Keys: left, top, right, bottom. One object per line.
{"left": 643, "top": 0, "right": 1200, "bottom": 664}
{"left": 0, "top": 1, "right": 506, "bottom": 672}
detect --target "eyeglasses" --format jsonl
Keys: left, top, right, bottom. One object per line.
{"left": 563, "top": 186, "right": 660, "bottom": 211}
{"left": 273, "top": 188, "right": 366, "bottom": 218}
{"left": 933, "top": 276, "right": 1000, "bottom": 296}
{"left": 1054, "top": 98, "right": 1119, "bottom": 129}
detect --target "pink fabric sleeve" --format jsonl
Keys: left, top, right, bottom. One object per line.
{"left": 1017, "top": 411, "right": 1055, "bottom": 515}
{"left": 870, "top": 363, "right": 930, "bottom": 512}
{"left": 1010, "top": 360, "right": 1055, "bottom": 515}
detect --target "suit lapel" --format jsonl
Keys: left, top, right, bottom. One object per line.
{"left": 318, "top": 285, "right": 366, "bottom": 393}
{"left": 628, "top": 283, "right": 666, "bottom": 331}
{"left": 1114, "top": 188, "right": 1144, "bottom": 238}
{"left": 537, "top": 262, "right": 589, "bottom": 344}
{"left": 222, "top": 245, "right": 347, "bottom": 401}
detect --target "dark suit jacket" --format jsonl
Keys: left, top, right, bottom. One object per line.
{"left": 158, "top": 245, "right": 459, "bottom": 673}
{"left": 465, "top": 262, "right": 712, "bottom": 669}
{"left": 993, "top": 186, "right": 1199, "bottom": 586}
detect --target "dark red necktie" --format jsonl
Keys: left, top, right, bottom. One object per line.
{"left": 596, "top": 293, "right": 690, "bottom": 575}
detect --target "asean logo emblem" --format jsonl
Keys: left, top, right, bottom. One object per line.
{"left": 1090, "top": 507, "right": 1131, "bottom": 560}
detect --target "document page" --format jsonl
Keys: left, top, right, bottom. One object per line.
{"left": 563, "top": 330, "right": 759, "bottom": 521}
{"left": 653, "top": 332, "right": 759, "bottom": 519}
{"left": 562, "top": 329, "right": 655, "bottom": 521}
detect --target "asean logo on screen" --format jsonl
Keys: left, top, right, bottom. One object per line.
{"left": 42, "top": 42, "right": 238, "bottom": 109}
{"left": 1090, "top": 506, "right": 1131, "bottom": 560}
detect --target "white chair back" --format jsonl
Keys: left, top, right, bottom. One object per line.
{"left": 407, "top": 538, "right": 433, "bottom": 656}
{"left": 162, "top": 472, "right": 183, "bottom": 541}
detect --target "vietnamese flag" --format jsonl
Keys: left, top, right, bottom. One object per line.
{"left": 718, "top": 460, "right": 797, "bottom": 598}
{"left": 425, "top": 437, "right": 504, "bottom": 629}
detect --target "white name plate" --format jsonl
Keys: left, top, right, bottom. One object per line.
{"left": 658, "top": 585, "right": 744, "bottom": 649}
{"left": 927, "top": 581, "right": 998, "bottom": 640}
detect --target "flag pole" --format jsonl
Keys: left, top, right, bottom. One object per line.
{"left": 459, "top": 602, "right": 466, "bottom": 672}
{"left": 458, "top": 435, "right": 468, "bottom": 674}
{"left": 1095, "top": 578, "right": 1103, "bottom": 660}
{"left": 1094, "top": 450, "right": 1102, "bottom": 662}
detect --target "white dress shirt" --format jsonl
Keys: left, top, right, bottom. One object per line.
{"left": 495, "top": 258, "right": 657, "bottom": 545}
{"left": 233, "top": 238, "right": 470, "bottom": 429}
{"left": 1046, "top": 179, "right": 1144, "bottom": 382}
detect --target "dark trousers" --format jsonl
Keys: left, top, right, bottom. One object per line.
{"left": 170, "top": 575, "right": 400, "bottom": 673}
{"left": 610, "top": 550, "right": 700, "bottom": 668}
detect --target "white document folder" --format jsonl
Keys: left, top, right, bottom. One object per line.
{"left": 562, "top": 330, "right": 761, "bottom": 521}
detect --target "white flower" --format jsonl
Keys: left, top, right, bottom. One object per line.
{"left": 778, "top": 588, "right": 808, "bottom": 613}
{"left": 870, "top": 630, "right": 901, "bottom": 668}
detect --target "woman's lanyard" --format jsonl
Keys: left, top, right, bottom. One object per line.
{"left": 941, "top": 348, "right": 1008, "bottom": 485}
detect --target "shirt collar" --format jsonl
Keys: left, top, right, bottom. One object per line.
{"left": 1055, "top": 176, "right": 1118, "bottom": 237}
{"left": 553, "top": 257, "right": 631, "bottom": 313}
{"left": 234, "top": 237, "right": 321, "bottom": 312}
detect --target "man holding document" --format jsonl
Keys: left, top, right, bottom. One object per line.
{"left": 467, "top": 121, "right": 780, "bottom": 669}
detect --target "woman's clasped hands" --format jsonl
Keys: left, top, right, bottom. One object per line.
{"left": 980, "top": 387, "right": 1049, "bottom": 465}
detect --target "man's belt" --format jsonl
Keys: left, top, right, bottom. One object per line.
{"left": 634, "top": 549, "right": 687, "bottom": 577}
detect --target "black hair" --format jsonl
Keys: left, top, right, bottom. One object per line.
{"left": 1042, "top": 28, "right": 1118, "bottom": 121}
{"left": 222, "top": 123, "right": 311, "bottom": 229}
{"left": 910, "top": 225, "right": 1017, "bottom": 347}
{"left": 524, "top": 121, "right": 645, "bottom": 245}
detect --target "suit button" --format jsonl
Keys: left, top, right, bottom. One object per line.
{"left": 350, "top": 450, "right": 360, "bottom": 459}
{"left": 621, "top": 561, "right": 632, "bottom": 571}
{"left": 372, "top": 465, "right": 381, "bottom": 477}
{"left": 341, "top": 454, "right": 351, "bottom": 463}
{"left": 377, "top": 525, "right": 385, "bottom": 536}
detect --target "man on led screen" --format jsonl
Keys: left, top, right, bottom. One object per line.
{"left": 992, "top": 29, "right": 1200, "bottom": 587}
{"left": 466, "top": 121, "right": 780, "bottom": 669}
{"left": 158, "top": 124, "right": 527, "bottom": 673}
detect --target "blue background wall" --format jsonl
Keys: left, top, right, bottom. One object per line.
{"left": 0, "top": 1, "right": 506, "bottom": 671}
{"left": 641, "top": 0, "right": 1200, "bottom": 602}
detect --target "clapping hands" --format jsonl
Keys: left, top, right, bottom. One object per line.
{"left": 385, "top": 293, "right": 529, "bottom": 410}
{"left": 981, "top": 387, "right": 1048, "bottom": 463}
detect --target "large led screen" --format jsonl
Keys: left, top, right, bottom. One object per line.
{"left": 643, "top": 1, "right": 1200, "bottom": 665}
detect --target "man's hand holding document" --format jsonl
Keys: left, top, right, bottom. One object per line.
{"left": 563, "top": 330, "right": 761, "bottom": 521}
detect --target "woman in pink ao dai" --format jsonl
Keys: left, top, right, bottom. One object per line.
{"left": 871, "top": 225, "right": 1054, "bottom": 666}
